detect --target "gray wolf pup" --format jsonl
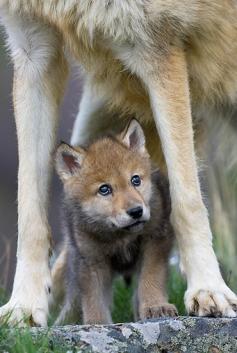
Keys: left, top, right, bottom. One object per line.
{"left": 53, "top": 119, "right": 177, "bottom": 325}
{"left": 0, "top": 0, "right": 237, "bottom": 325}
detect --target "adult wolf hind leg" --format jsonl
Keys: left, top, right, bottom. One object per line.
{"left": 0, "top": 14, "right": 68, "bottom": 326}
{"left": 134, "top": 45, "right": 237, "bottom": 317}
{"left": 71, "top": 78, "right": 124, "bottom": 147}
{"left": 70, "top": 79, "right": 107, "bottom": 146}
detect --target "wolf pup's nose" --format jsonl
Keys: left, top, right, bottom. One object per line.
{"left": 127, "top": 206, "right": 143, "bottom": 219}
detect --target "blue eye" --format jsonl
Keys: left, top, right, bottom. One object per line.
{"left": 99, "top": 184, "right": 112, "bottom": 196}
{"left": 131, "top": 175, "right": 141, "bottom": 187}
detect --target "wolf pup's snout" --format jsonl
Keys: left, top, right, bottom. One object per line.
{"left": 127, "top": 206, "right": 143, "bottom": 219}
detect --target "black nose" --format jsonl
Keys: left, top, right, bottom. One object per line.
{"left": 127, "top": 206, "right": 143, "bottom": 219}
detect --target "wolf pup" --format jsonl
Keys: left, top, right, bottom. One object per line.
{"left": 53, "top": 119, "right": 177, "bottom": 324}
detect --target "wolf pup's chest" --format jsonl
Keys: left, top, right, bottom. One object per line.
{"left": 109, "top": 235, "right": 142, "bottom": 273}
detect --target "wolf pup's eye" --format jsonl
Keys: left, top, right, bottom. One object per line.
{"left": 98, "top": 184, "right": 112, "bottom": 196}
{"left": 131, "top": 175, "right": 141, "bottom": 187}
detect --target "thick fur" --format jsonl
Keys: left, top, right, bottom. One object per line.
{"left": 53, "top": 120, "right": 177, "bottom": 325}
{"left": 0, "top": 0, "right": 237, "bottom": 325}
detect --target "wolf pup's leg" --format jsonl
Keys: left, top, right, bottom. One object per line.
{"left": 79, "top": 262, "right": 113, "bottom": 325}
{"left": 0, "top": 14, "right": 68, "bottom": 326}
{"left": 137, "top": 237, "right": 177, "bottom": 320}
{"left": 134, "top": 45, "right": 237, "bottom": 317}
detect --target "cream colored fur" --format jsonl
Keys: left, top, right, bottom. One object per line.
{"left": 0, "top": 0, "right": 237, "bottom": 325}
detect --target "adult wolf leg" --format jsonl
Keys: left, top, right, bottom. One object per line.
{"left": 135, "top": 46, "right": 237, "bottom": 317}
{"left": 70, "top": 78, "right": 124, "bottom": 147}
{"left": 70, "top": 79, "right": 107, "bottom": 146}
{"left": 0, "top": 14, "right": 68, "bottom": 326}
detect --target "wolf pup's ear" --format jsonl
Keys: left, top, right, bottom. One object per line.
{"left": 121, "top": 119, "right": 146, "bottom": 152}
{"left": 55, "top": 143, "right": 85, "bottom": 181}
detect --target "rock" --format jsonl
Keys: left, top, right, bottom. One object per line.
{"left": 32, "top": 317, "right": 237, "bottom": 353}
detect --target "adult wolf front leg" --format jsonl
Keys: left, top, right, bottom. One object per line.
{"left": 131, "top": 45, "right": 237, "bottom": 317}
{"left": 0, "top": 13, "right": 68, "bottom": 326}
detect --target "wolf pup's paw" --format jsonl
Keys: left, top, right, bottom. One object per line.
{"left": 139, "top": 303, "right": 178, "bottom": 320}
{"left": 185, "top": 286, "right": 237, "bottom": 317}
{"left": 0, "top": 263, "right": 51, "bottom": 327}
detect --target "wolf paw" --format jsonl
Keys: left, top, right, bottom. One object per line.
{"left": 0, "top": 304, "right": 48, "bottom": 327}
{"left": 185, "top": 287, "right": 237, "bottom": 317}
{"left": 139, "top": 303, "right": 178, "bottom": 319}
{"left": 0, "top": 264, "right": 51, "bottom": 327}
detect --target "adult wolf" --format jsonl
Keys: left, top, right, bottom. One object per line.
{"left": 0, "top": 1, "right": 237, "bottom": 326}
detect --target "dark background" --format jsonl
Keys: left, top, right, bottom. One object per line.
{"left": 0, "top": 33, "right": 82, "bottom": 292}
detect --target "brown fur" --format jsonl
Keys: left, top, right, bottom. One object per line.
{"left": 53, "top": 120, "right": 177, "bottom": 324}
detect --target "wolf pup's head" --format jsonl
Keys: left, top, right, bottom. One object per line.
{"left": 55, "top": 120, "right": 152, "bottom": 234}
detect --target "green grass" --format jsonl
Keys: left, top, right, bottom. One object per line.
{"left": 0, "top": 287, "right": 7, "bottom": 307}
{"left": 0, "top": 326, "right": 67, "bottom": 353}
{"left": 112, "top": 277, "right": 135, "bottom": 323}
{"left": 0, "top": 291, "right": 72, "bottom": 352}
{"left": 168, "top": 266, "right": 186, "bottom": 315}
